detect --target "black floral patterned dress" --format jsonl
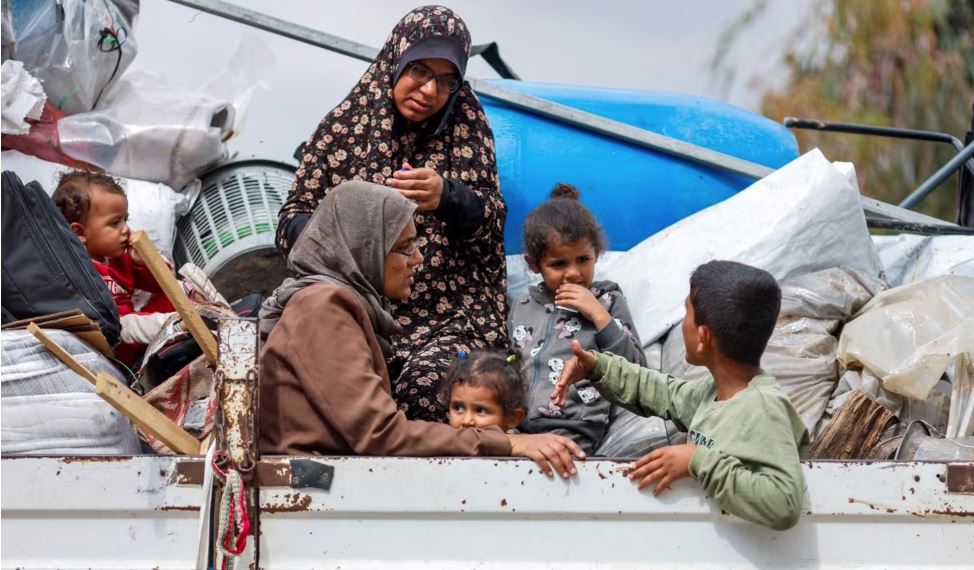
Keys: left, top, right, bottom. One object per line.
{"left": 277, "top": 6, "right": 508, "bottom": 422}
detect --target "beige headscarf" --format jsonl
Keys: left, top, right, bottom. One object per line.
{"left": 259, "top": 181, "right": 417, "bottom": 357}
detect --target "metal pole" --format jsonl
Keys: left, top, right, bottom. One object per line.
{"left": 469, "top": 79, "right": 774, "bottom": 179}
{"left": 215, "top": 317, "right": 260, "bottom": 567}
{"left": 167, "top": 0, "right": 378, "bottom": 62}
{"left": 784, "top": 117, "right": 974, "bottom": 174}
{"left": 784, "top": 118, "right": 968, "bottom": 150}
{"left": 865, "top": 217, "right": 974, "bottom": 236}
{"left": 899, "top": 140, "right": 974, "bottom": 210}
{"left": 216, "top": 318, "right": 260, "bottom": 474}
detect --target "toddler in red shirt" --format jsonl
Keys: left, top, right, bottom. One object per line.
{"left": 52, "top": 171, "right": 176, "bottom": 367}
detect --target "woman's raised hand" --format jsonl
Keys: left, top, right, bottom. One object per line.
{"left": 507, "top": 432, "right": 586, "bottom": 479}
{"left": 386, "top": 161, "right": 444, "bottom": 211}
{"left": 550, "top": 340, "right": 598, "bottom": 406}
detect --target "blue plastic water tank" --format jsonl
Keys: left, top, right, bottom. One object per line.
{"left": 480, "top": 80, "right": 799, "bottom": 253}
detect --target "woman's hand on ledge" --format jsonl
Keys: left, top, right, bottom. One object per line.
{"left": 386, "top": 162, "right": 444, "bottom": 211}
{"left": 507, "top": 432, "right": 586, "bottom": 479}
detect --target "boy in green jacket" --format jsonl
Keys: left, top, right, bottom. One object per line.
{"left": 551, "top": 260, "right": 809, "bottom": 530}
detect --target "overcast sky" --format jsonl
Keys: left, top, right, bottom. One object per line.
{"left": 135, "top": 0, "right": 816, "bottom": 164}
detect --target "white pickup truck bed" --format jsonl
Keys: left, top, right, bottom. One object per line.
{"left": 2, "top": 455, "right": 972, "bottom": 569}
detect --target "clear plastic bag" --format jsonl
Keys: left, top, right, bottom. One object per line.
{"left": 58, "top": 70, "right": 234, "bottom": 190}
{"left": 10, "top": 0, "right": 139, "bottom": 115}
{"left": 2, "top": 0, "right": 15, "bottom": 62}
{"left": 837, "top": 276, "right": 974, "bottom": 401}
{"left": 56, "top": 34, "right": 270, "bottom": 190}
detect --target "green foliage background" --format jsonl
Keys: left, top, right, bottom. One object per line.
{"left": 730, "top": 0, "right": 974, "bottom": 221}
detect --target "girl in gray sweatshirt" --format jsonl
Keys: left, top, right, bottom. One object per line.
{"left": 509, "top": 184, "right": 645, "bottom": 454}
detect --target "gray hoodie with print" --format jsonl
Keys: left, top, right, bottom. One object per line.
{"left": 508, "top": 280, "right": 645, "bottom": 454}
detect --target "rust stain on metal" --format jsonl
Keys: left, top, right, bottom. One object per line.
{"left": 264, "top": 492, "right": 313, "bottom": 513}
{"left": 174, "top": 460, "right": 205, "bottom": 485}
{"left": 501, "top": 499, "right": 508, "bottom": 507}
{"left": 217, "top": 319, "right": 260, "bottom": 479}
{"left": 60, "top": 456, "right": 134, "bottom": 463}
{"left": 908, "top": 505, "right": 974, "bottom": 518}
{"left": 255, "top": 460, "right": 291, "bottom": 487}
{"left": 594, "top": 464, "right": 608, "bottom": 480}
{"left": 946, "top": 463, "right": 974, "bottom": 494}
{"left": 158, "top": 505, "right": 201, "bottom": 512}
{"left": 930, "top": 505, "right": 974, "bottom": 517}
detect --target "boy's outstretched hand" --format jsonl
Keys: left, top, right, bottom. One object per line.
{"left": 629, "top": 444, "right": 698, "bottom": 495}
{"left": 550, "top": 340, "right": 597, "bottom": 406}
{"left": 507, "top": 433, "right": 586, "bottom": 479}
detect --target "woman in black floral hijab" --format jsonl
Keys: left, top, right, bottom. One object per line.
{"left": 277, "top": 5, "right": 508, "bottom": 422}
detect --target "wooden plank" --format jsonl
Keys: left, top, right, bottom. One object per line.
{"left": 27, "top": 323, "right": 98, "bottom": 385}
{"left": 810, "top": 391, "right": 898, "bottom": 460}
{"left": 12, "top": 311, "right": 115, "bottom": 359}
{"left": 199, "top": 432, "right": 215, "bottom": 455}
{"left": 130, "top": 231, "right": 218, "bottom": 363}
{"left": 95, "top": 372, "right": 200, "bottom": 455}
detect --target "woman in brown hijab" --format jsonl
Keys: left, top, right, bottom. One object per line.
{"left": 276, "top": 6, "right": 506, "bottom": 423}
{"left": 261, "top": 182, "right": 583, "bottom": 478}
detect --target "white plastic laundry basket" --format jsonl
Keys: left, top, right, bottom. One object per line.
{"left": 173, "top": 160, "right": 295, "bottom": 301}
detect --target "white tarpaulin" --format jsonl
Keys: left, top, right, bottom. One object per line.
{"left": 601, "top": 149, "right": 883, "bottom": 345}
{"left": 873, "top": 234, "right": 974, "bottom": 287}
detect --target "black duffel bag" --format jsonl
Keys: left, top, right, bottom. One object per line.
{"left": 1, "top": 170, "right": 121, "bottom": 345}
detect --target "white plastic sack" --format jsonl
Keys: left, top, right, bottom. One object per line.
{"left": 837, "top": 276, "right": 974, "bottom": 404}
{"left": 601, "top": 149, "right": 883, "bottom": 345}
{"left": 1, "top": 60, "right": 45, "bottom": 134}
{"left": 873, "top": 234, "right": 974, "bottom": 286}
{"left": 1, "top": 149, "right": 198, "bottom": 261}
{"left": 661, "top": 266, "right": 885, "bottom": 433}
{"left": 58, "top": 70, "right": 233, "bottom": 190}
{"left": 9, "top": 0, "right": 138, "bottom": 115}
{"left": 595, "top": 407, "right": 686, "bottom": 458}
